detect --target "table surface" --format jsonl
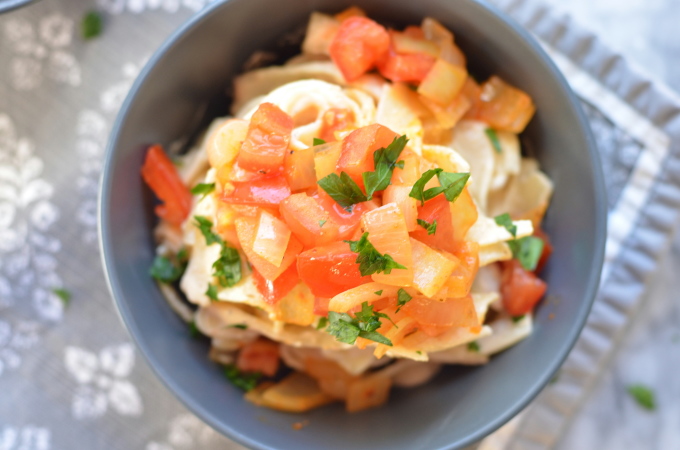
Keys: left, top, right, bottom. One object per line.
{"left": 540, "top": 1, "right": 680, "bottom": 448}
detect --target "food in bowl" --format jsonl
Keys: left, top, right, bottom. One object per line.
{"left": 141, "top": 6, "right": 554, "bottom": 413}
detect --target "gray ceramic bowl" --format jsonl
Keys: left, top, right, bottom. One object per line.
{"left": 100, "top": 0, "right": 606, "bottom": 448}
{"left": 0, "top": 0, "right": 39, "bottom": 13}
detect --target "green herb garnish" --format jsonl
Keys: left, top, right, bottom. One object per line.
{"left": 417, "top": 219, "right": 437, "bottom": 235}
{"left": 191, "top": 182, "right": 216, "bottom": 199}
{"left": 396, "top": 288, "right": 412, "bottom": 312}
{"left": 362, "top": 135, "right": 408, "bottom": 200}
{"left": 318, "top": 172, "right": 367, "bottom": 210}
{"left": 224, "top": 364, "right": 261, "bottom": 391}
{"left": 485, "top": 128, "right": 502, "bottom": 154}
{"left": 194, "top": 216, "right": 222, "bottom": 246}
{"left": 467, "top": 341, "right": 480, "bottom": 352}
{"left": 319, "top": 219, "right": 327, "bottom": 228}
{"left": 627, "top": 385, "right": 656, "bottom": 411}
{"left": 508, "top": 236, "right": 544, "bottom": 272}
{"left": 313, "top": 137, "right": 326, "bottom": 146}
{"left": 206, "top": 284, "right": 219, "bottom": 301}
{"left": 53, "top": 288, "right": 71, "bottom": 307}
{"left": 374, "top": 290, "right": 383, "bottom": 296}
{"left": 316, "top": 317, "right": 328, "bottom": 330}
{"left": 229, "top": 324, "right": 248, "bottom": 330}
{"left": 511, "top": 315, "right": 526, "bottom": 323}
{"left": 494, "top": 213, "right": 517, "bottom": 237}
{"left": 409, "top": 168, "right": 470, "bottom": 206}
{"left": 189, "top": 321, "right": 200, "bottom": 338}
{"left": 149, "top": 254, "right": 186, "bottom": 283}
{"left": 81, "top": 11, "right": 103, "bottom": 40}
{"left": 194, "top": 216, "right": 242, "bottom": 286}
{"left": 326, "top": 302, "right": 393, "bottom": 346}
{"left": 345, "top": 232, "right": 406, "bottom": 276}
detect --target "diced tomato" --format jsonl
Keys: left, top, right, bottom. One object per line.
{"left": 533, "top": 227, "right": 553, "bottom": 274}
{"left": 237, "top": 103, "right": 294, "bottom": 174}
{"left": 222, "top": 176, "right": 291, "bottom": 207}
{"left": 390, "top": 148, "right": 421, "bottom": 186}
{"left": 501, "top": 259, "right": 547, "bottom": 316}
{"left": 417, "top": 58, "right": 467, "bottom": 106}
{"left": 378, "top": 46, "right": 436, "bottom": 84}
{"left": 450, "top": 187, "right": 478, "bottom": 245}
{"left": 334, "top": 6, "right": 366, "bottom": 22}
{"left": 236, "top": 338, "right": 280, "bottom": 377}
{"left": 252, "top": 263, "right": 299, "bottom": 305}
{"left": 235, "top": 216, "right": 303, "bottom": 281}
{"left": 284, "top": 146, "right": 316, "bottom": 191}
{"left": 402, "top": 25, "right": 426, "bottom": 41}
{"left": 141, "top": 144, "right": 192, "bottom": 227}
{"left": 314, "top": 141, "right": 342, "bottom": 181}
{"left": 319, "top": 108, "right": 355, "bottom": 142}
{"left": 390, "top": 30, "right": 440, "bottom": 57}
{"left": 476, "top": 76, "right": 536, "bottom": 133}
{"left": 402, "top": 295, "right": 478, "bottom": 328}
{"left": 313, "top": 297, "right": 330, "bottom": 316}
{"left": 383, "top": 185, "right": 418, "bottom": 232}
{"left": 461, "top": 77, "right": 483, "bottom": 120}
{"left": 329, "top": 17, "right": 390, "bottom": 82}
{"left": 297, "top": 241, "right": 372, "bottom": 298}
{"left": 445, "top": 241, "right": 479, "bottom": 298}
{"left": 410, "top": 195, "right": 456, "bottom": 253}
{"left": 313, "top": 190, "right": 379, "bottom": 239}
{"left": 280, "top": 192, "right": 339, "bottom": 247}
{"left": 361, "top": 203, "right": 413, "bottom": 286}
{"left": 337, "top": 124, "right": 398, "bottom": 189}
{"left": 252, "top": 210, "right": 291, "bottom": 267}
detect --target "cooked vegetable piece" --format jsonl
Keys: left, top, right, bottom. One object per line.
{"left": 329, "top": 17, "right": 390, "bottom": 81}
{"left": 374, "top": 316, "right": 417, "bottom": 358}
{"left": 501, "top": 259, "right": 547, "bottom": 316}
{"left": 297, "top": 241, "right": 372, "bottom": 298}
{"left": 417, "top": 59, "right": 467, "bottom": 106}
{"left": 141, "top": 145, "right": 192, "bottom": 226}
{"left": 411, "top": 195, "right": 456, "bottom": 253}
{"left": 449, "top": 187, "right": 478, "bottom": 244}
{"left": 362, "top": 135, "right": 408, "bottom": 200}
{"left": 274, "top": 283, "right": 316, "bottom": 326}
{"left": 252, "top": 210, "right": 291, "bottom": 267}
{"left": 284, "top": 146, "right": 316, "bottom": 191}
{"left": 302, "top": 12, "right": 340, "bottom": 55}
{"left": 444, "top": 241, "right": 479, "bottom": 297}
{"left": 208, "top": 119, "right": 248, "bottom": 171}
{"left": 383, "top": 185, "right": 418, "bottom": 232}
{"left": 360, "top": 204, "right": 413, "bottom": 286}
{"left": 477, "top": 76, "right": 536, "bottom": 133}
{"left": 337, "top": 124, "right": 398, "bottom": 190}
{"left": 391, "top": 30, "right": 440, "bottom": 57}
{"left": 410, "top": 238, "right": 457, "bottom": 297}
{"left": 314, "top": 190, "right": 378, "bottom": 240}
{"left": 304, "top": 357, "right": 357, "bottom": 399}
{"left": 421, "top": 17, "right": 466, "bottom": 67}
{"left": 390, "top": 147, "right": 421, "bottom": 186}
{"left": 402, "top": 295, "right": 478, "bottom": 328}
{"left": 378, "top": 46, "right": 436, "bottom": 83}
{"left": 420, "top": 92, "right": 471, "bottom": 129}
{"left": 237, "top": 338, "right": 280, "bottom": 377}
{"left": 328, "top": 283, "right": 405, "bottom": 313}
{"left": 319, "top": 108, "right": 355, "bottom": 142}
{"left": 234, "top": 216, "right": 302, "bottom": 281}
{"left": 345, "top": 373, "right": 392, "bottom": 412}
{"left": 251, "top": 262, "right": 299, "bottom": 305}
{"left": 222, "top": 176, "right": 291, "bottom": 207}
{"left": 280, "top": 193, "right": 339, "bottom": 247}
{"left": 313, "top": 141, "right": 343, "bottom": 180}
{"left": 259, "top": 372, "right": 335, "bottom": 412}
{"left": 237, "top": 102, "right": 294, "bottom": 173}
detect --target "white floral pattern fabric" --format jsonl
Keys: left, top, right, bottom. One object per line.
{"left": 0, "top": 426, "right": 50, "bottom": 450}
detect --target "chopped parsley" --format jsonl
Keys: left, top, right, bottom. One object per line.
{"left": 206, "top": 284, "right": 219, "bottom": 301}
{"left": 362, "top": 135, "right": 408, "bottom": 200}
{"left": 189, "top": 321, "right": 200, "bottom": 338}
{"left": 495, "top": 213, "right": 544, "bottom": 271}
{"left": 395, "top": 288, "right": 412, "bottom": 312}
{"left": 467, "top": 341, "right": 480, "bottom": 352}
{"left": 194, "top": 216, "right": 242, "bottom": 287}
{"left": 485, "top": 128, "right": 502, "bottom": 154}
{"left": 345, "top": 232, "right": 407, "bottom": 276}
{"left": 326, "top": 302, "right": 393, "bottom": 346}
{"left": 81, "top": 11, "right": 103, "bottom": 40}
{"left": 415, "top": 350, "right": 422, "bottom": 355}
{"left": 319, "top": 219, "right": 327, "bottom": 228}
{"left": 374, "top": 290, "right": 383, "bottom": 296}
{"left": 149, "top": 250, "right": 188, "bottom": 284}
{"left": 316, "top": 317, "right": 328, "bottom": 330}
{"left": 52, "top": 288, "right": 71, "bottom": 307}
{"left": 511, "top": 315, "right": 526, "bottom": 323}
{"left": 190, "top": 182, "right": 216, "bottom": 199}
{"left": 313, "top": 137, "right": 326, "bottom": 146}
{"left": 494, "top": 213, "right": 517, "bottom": 237}
{"left": 229, "top": 324, "right": 248, "bottom": 329}
{"left": 409, "top": 168, "right": 470, "bottom": 206}
{"left": 224, "top": 364, "right": 261, "bottom": 391}
{"left": 627, "top": 385, "right": 656, "bottom": 411}
{"left": 317, "top": 172, "right": 367, "bottom": 210}
{"left": 417, "top": 219, "right": 437, "bottom": 235}
{"left": 194, "top": 216, "right": 222, "bottom": 246}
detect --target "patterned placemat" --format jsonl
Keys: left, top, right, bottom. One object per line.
{"left": 1, "top": 0, "right": 679, "bottom": 449}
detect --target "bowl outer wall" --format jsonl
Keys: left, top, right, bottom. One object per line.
{"left": 99, "top": 0, "right": 606, "bottom": 449}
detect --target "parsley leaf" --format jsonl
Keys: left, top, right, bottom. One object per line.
{"left": 485, "top": 128, "right": 502, "bottom": 154}
{"left": 409, "top": 169, "right": 470, "bottom": 205}
{"left": 326, "top": 312, "right": 361, "bottom": 344}
{"left": 224, "top": 364, "right": 261, "bottom": 391}
{"left": 53, "top": 288, "right": 71, "bottom": 307}
{"left": 374, "top": 290, "right": 383, "bottom": 296}
{"left": 627, "top": 385, "right": 656, "bottom": 411}
{"left": 150, "top": 255, "right": 186, "bottom": 283}
{"left": 213, "top": 245, "right": 241, "bottom": 287}
{"left": 512, "top": 315, "right": 526, "bottom": 323}
{"left": 81, "top": 11, "right": 103, "bottom": 40}
{"left": 206, "top": 284, "right": 219, "bottom": 301}
{"left": 319, "top": 219, "right": 327, "bottom": 228}
{"left": 229, "top": 324, "right": 248, "bottom": 329}
{"left": 417, "top": 219, "right": 437, "bottom": 235}
{"left": 357, "top": 331, "right": 392, "bottom": 345}
{"left": 313, "top": 137, "right": 326, "bottom": 146}
{"left": 362, "top": 135, "right": 408, "bottom": 199}
{"left": 508, "top": 236, "right": 544, "bottom": 271}
{"left": 467, "top": 341, "right": 480, "bottom": 352}
{"left": 326, "top": 302, "right": 393, "bottom": 346}
{"left": 191, "top": 182, "right": 215, "bottom": 199}
{"left": 345, "top": 232, "right": 407, "bottom": 276}
{"left": 194, "top": 216, "right": 222, "bottom": 246}
{"left": 409, "top": 168, "right": 442, "bottom": 205}
{"left": 494, "top": 213, "right": 517, "bottom": 237}
{"left": 189, "top": 321, "right": 200, "bottom": 338}
{"left": 396, "top": 288, "right": 412, "bottom": 312}
{"left": 318, "top": 172, "right": 367, "bottom": 209}
{"left": 316, "top": 317, "right": 328, "bottom": 330}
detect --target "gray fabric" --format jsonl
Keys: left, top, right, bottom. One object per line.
{"left": 1, "top": 0, "right": 679, "bottom": 449}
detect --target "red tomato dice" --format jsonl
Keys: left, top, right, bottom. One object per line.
{"left": 337, "top": 124, "right": 398, "bottom": 189}
{"left": 237, "top": 102, "right": 294, "bottom": 174}
{"left": 410, "top": 195, "right": 456, "bottom": 253}
{"left": 236, "top": 338, "right": 280, "bottom": 377}
{"left": 297, "top": 241, "right": 372, "bottom": 298}
{"left": 501, "top": 259, "right": 547, "bottom": 316}
{"left": 313, "top": 190, "right": 379, "bottom": 240}
{"left": 279, "top": 192, "right": 340, "bottom": 247}
{"left": 378, "top": 46, "right": 436, "bottom": 83}
{"left": 252, "top": 262, "right": 300, "bottom": 305}
{"left": 141, "top": 144, "right": 192, "bottom": 226}
{"left": 221, "top": 176, "right": 291, "bottom": 207}
{"left": 319, "top": 108, "right": 355, "bottom": 142}
{"left": 329, "top": 17, "right": 390, "bottom": 81}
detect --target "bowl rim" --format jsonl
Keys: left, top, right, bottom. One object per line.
{"left": 99, "top": 0, "right": 607, "bottom": 448}
{"left": 0, "top": 0, "right": 40, "bottom": 14}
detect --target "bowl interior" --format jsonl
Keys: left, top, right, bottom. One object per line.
{"left": 100, "top": 0, "right": 606, "bottom": 449}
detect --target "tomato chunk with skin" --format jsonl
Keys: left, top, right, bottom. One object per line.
{"left": 237, "top": 102, "right": 294, "bottom": 174}
{"left": 445, "top": 241, "right": 479, "bottom": 298}
{"left": 297, "top": 241, "right": 372, "bottom": 298}
{"left": 501, "top": 259, "right": 547, "bottom": 316}
{"left": 222, "top": 176, "right": 291, "bottom": 207}
{"left": 337, "top": 124, "right": 398, "bottom": 189}
{"left": 280, "top": 193, "right": 339, "bottom": 247}
{"left": 378, "top": 46, "right": 436, "bottom": 84}
{"left": 141, "top": 145, "right": 192, "bottom": 227}
{"left": 237, "top": 338, "right": 280, "bottom": 377}
{"left": 449, "top": 187, "right": 478, "bottom": 246}
{"left": 329, "top": 17, "right": 390, "bottom": 82}
{"left": 314, "top": 190, "right": 379, "bottom": 240}
{"left": 252, "top": 210, "right": 291, "bottom": 267}
{"left": 319, "top": 108, "right": 355, "bottom": 142}
{"left": 252, "top": 263, "right": 299, "bottom": 305}
{"left": 402, "top": 295, "right": 478, "bottom": 328}
{"left": 284, "top": 146, "right": 316, "bottom": 191}
{"left": 410, "top": 195, "right": 456, "bottom": 253}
